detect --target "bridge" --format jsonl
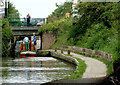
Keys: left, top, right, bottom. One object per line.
{"left": 9, "top": 18, "right": 46, "bottom": 50}
{"left": 12, "top": 26, "right": 40, "bottom": 36}
{"left": 9, "top": 18, "right": 45, "bottom": 36}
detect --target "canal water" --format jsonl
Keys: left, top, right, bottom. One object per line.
{"left": 1, "top": 57, "right": 76, "bottom": 84}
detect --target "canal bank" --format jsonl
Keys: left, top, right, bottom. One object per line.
{"left": 37, "top": 50, "right": 87, "bottom": 79}
{"left": 38, "top": 50, "right": 107, "bottom": 85}
{"left": 37, "top": 50, "right": 79, "bottom": 66}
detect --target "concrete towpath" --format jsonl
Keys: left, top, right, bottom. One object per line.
{"left": 55, "top": 50, "right": 107, "bottom": 78}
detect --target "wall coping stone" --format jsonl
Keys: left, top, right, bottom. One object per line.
{"left": 50, "top": 51, "right": 79, "bottom": 66}
{"left": 55, "top": 46, "right": 112, "bottom": 61}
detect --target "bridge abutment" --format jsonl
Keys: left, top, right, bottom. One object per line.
{"left": 42, "top": 33, "right": 56, "bottom": 49}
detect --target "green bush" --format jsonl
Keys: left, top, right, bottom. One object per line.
{"left": 2, "top": 18, "right": 13, "bottom": 57}
{"left": 48, "top": 2, "right": 73, "bottom": 18}
{"left": 39, "top": 18, "right": 72, "bottom": 33}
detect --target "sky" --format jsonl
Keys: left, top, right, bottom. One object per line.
{"left": 10, "top": 0, "right": 67, "bottom": 18}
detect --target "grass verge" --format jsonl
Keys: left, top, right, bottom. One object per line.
{"left": 55, "top": 52, "right": 87, "bottom": 79}
{"left": 67, "top": 57, "right": 86, "bottom": 79}
{"left": 74, "top": 52, "right": 113, "bottom": 75}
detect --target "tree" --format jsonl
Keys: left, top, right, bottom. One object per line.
{"left": 8, "top": 1, "right": 21, "bottom": 26}
{"left": 8, "top": 2, "right": 20, "bottom": 18}
{"left": 2, "top": 1, "right": 20, "bottom": 57}
{"left": 2, "top": 18, "right": 13, "bottom": 57}
{"left": 48, "top": 2, "right": 73, "bottom": 18}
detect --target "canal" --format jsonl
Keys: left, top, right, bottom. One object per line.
{"left": 1, "top": 56, "right": 76, "bottom": 84}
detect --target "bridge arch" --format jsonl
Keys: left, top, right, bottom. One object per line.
{"left": 12, "top": 26, "right": 42, "bottom": 50}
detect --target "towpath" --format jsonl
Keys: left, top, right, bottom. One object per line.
{"left": 55, "top": 50, "right": 107, "bottom": 78}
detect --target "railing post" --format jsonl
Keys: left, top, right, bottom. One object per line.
{"left": 55, "top": 48, "right": 57, "bottom": 52}
{"left": 68, "top": 50, "right": 70, "bottom": 55}
{"left": 61, "top": 50, "right": 63, "bottom": 53}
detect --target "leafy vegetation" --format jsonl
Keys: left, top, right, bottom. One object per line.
{"left": 38, "top": 2, "right": 120, "bottom": 78}
{"left": 39, "top": 2, "right": 119, "bottom": 63}
{"left": 8, "top": 2, "right": 20, "bottom": 18}
{"left": 73, "top": 2, "right": 119, "bottom": 61}
{"left": 8, "top": 1, "right": 21, "bottom": 26}
{"left": 2, "top": 1, "right": 20, "bottom": 57}
{"left": 2, "top": 18, "right": 13, "bottom": 57}
{"left": 48, "top": 2, "right": 73, "bottom": 18}
{"left": 39, "top": 18, "right": 72, "bottom": 34}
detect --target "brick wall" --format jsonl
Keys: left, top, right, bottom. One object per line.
{"left": 42, "top": 33, "right": 56, "bottom": 49}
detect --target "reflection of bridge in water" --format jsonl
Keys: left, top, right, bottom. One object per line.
{"left": 8, "top": 18, "right": 46, "bottom": 50}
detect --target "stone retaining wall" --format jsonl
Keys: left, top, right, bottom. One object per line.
{"left": 42, "top": 33, "right": 56, "bottom": 49}
{"left": 50, "top": 51, "right": 79, "bottom": 66}
{"left": 55, "top": 46, "right": 112, "bottom": 61}
{"left": 37, "top": 50, "right": 79, "bottom": 66}
{"left": 37, "top": 50, "right": 51, "bottom": 57}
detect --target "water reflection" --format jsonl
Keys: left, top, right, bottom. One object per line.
{"left": 1, "top": 57, "right": 75, "bottom": 84}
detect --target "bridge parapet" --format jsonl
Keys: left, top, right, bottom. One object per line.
{"left": 8, "top": 18, "right": 46, "bottom": 27}
{"left": 12, "top": 27, "right": 40, "bottom": 36}
{"left": 12, "top": 26, "right": 40, "bottom": 30}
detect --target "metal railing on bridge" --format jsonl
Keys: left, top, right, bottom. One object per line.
{"left": 8, "top": 18, "right": 46, "bottom": 27}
